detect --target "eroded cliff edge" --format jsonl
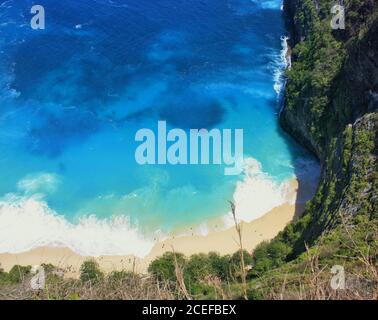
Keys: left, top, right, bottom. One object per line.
{"left": 280, "top": 0, "right": 377, "bottom": 252}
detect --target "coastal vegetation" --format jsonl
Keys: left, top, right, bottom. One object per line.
{"left": 0, "top": 218, "right": 376, "bottom": 300}
{"left": 0, "top": 0, "right": 377, "bottom": 300}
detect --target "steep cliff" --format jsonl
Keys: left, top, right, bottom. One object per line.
{"left": 242, "top": 0, "right": 378, "bottom": 299}
{"left": 280, "top": 0, "right": 377, "bottom": 249}
{"left": 248, "top": 0, "right": 377, "bottom": 273}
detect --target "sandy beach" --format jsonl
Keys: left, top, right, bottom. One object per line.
{"left": 0, "top": 179, "right": 309, "bottom": 277}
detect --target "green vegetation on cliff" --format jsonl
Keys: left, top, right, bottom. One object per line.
{"left": 257, "top": 0, "right": 378, "bottom": 296}
{"left": 281, "top": 0, "right": 377, "bottom": 250}
{"left": 0, "top": 0, "right": 377, "bottom": 300}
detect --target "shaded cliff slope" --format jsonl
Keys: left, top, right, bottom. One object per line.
{"left": 279, "top": 0, "right": 377, "bottom": 249}
{"left": 237, "top": 0, "right": 378, "bottom": 299}
{"left": 0, "top": 0, "right": 376, "bottom": 301}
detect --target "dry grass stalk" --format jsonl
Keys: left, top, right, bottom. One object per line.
{"left": 229, "top": 201, "right": 248, "bottom": 300}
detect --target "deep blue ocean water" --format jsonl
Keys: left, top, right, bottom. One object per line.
{"left": 0, "top": 0, "right": 318, "bottom": 256}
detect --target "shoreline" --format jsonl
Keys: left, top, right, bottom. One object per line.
{"left": 0, "top": 179, "right": 311, "bottom": 277}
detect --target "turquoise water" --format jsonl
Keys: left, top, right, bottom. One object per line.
{"left": 0, "top": 0, "right": 317, "bottom": 256}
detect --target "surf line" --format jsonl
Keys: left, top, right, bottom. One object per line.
{"left": 135, "top": 121, "right": 244, "bottom": 176}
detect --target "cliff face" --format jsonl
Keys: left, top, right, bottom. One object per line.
{"left": 280, "top": 0, "right": 378, "bottom": 247}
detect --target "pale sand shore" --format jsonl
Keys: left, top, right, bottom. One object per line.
{"left": 0, "top": 179, "right": 308, "bottom": 277}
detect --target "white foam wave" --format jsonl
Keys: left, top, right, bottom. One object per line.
{"left": 0, "top": 195, "right": 154, "bottom": 257}
{"left": 0, "top": 157, "right": 317, "bottom": 257}
{"left": 223, "top": 157, "right": 293, "bottom": 226}
{"left": 273, "top": 36, "right": 290, "bottom": 96}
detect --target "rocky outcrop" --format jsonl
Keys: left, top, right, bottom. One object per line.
{"left": 280, "top": 0, "right": 378, "bottom": 247}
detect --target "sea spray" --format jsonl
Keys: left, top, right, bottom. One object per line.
{"left": 226, "top": 157, "right": 292, "bottom": 225}
{"left": 273, "top": 35, "right": 291, "bottom": 96}
{"left": 0, "top": 156, "right": 319, "bottom": 257}
{"left": 0, "top": 195, "right": 155, "bottom": 257}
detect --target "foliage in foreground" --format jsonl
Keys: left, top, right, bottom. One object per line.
{"left": 0, "top": 218, "right": 376, "bottom": 300}
{"left": 0, "top": 0, "right": 377, "bottom": 301}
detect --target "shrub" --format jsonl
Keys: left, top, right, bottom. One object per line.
{"left": 79, "top": 260, "right": 104, "bottom": 284}
{"left": 207, "top": 252, "right": 231, "bottom": 280}
{"left": 229, "top": 250, "right": 253, "bottom": 280}
{"left": 148, "top": 252, "right": 186, "bottom": 282}
{"left": 7, "top": 265, "right": 32, "bottom": 284}
{"left": 251, "top": 241, "right": 291, "bottom": 276}
{"left": 185, "top": 254, "right": 213, "bottom": 283}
